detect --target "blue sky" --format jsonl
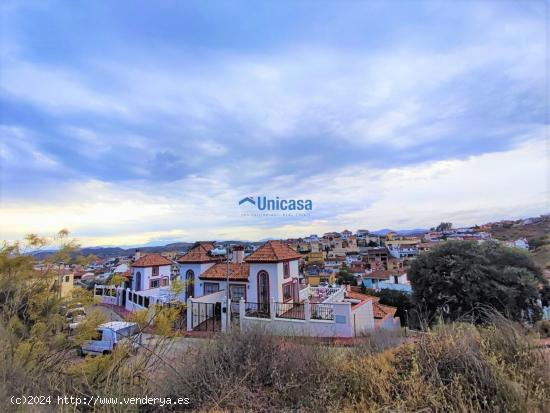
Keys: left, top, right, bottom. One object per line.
{"left": 0, "top": 0, "right": 547, "bottom": 246}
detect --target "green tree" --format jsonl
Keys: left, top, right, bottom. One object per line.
{"left": 377, "top": 289, "right": 413, "bottom": 327}
{"left": 337, "top": 263, "right": 356, "bottom": 285}
{"left": 408, "top": 240, "right": 546, "bottom": 324}
{"left": 435, "top": 222, "right": 453, "bottom": 232}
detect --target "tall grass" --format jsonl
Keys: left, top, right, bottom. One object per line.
{"left": 163, "top": 316, "right": 549, "bottom": 412}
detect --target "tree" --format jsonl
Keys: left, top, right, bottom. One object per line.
{"left": 408, "top": 240, "right": 546, "bottom": 324}
{"left": 435, "top": 222, "right": 453, "bottom": 232}
{"left": 336, "top": 263, "right": 356, "bottom": 285}
{"left": 377, "top": 289, "right": 413, "bottom": 327}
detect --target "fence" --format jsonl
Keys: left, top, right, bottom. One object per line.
{"left": 273, "top": 302, "right": 305, "bottom": 320}
{"left": 310, "top": 303, "right": 334, "bottom": 320}
{"left": 244, "top": 302, "right": 270, "bottom": 318}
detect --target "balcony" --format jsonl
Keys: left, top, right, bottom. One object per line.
{"left": 299, "top": 284, "right": 346, "bottom": 304}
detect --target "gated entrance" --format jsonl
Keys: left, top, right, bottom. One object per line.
{"left": 191, "top": 302, "right": 222, "bottom": 332}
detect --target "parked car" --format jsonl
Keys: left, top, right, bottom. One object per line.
{"left": 77, "top": 321, "right": 142, "bottom": 356}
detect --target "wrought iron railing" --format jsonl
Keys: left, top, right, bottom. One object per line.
{"left": 244, "top": 302, "right": 270, "bottom": 318}
{"left": 273, "top": 302, "right": 305, "bottom": 320}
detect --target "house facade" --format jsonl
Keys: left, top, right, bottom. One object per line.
{"left": 130, "top": 253, "right": 172, "bottom": 292}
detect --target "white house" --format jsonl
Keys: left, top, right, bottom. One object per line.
{"left": 177, "top": 241, "right": 224, "bottom": 299}
{"left": 130, "top": 252, "right": 172, "bottom": 291}
{"left": 245, "top": 240, "right": 302, "bottom": 304}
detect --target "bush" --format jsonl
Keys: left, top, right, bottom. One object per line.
{"left": 163, "top": 318, "right": 550, "bottom": 412}
{"left": 535, "top": 320, "right": 550, "bottom": 338}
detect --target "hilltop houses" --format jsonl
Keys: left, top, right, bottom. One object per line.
{"left": 94, "top": 238, "right": 400, "bottom": 338}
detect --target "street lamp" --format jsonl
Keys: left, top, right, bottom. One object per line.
{"left": 225, "top": 246, "right": 233, "bottom": 327}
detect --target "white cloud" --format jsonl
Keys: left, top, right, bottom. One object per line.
{"left": 0, "top": 136, "right": 546, "bottom": 246}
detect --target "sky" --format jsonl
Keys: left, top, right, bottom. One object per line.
{"left": 0, "top": 0, "right": 548, "bottom": 247}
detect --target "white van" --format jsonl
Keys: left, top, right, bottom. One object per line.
{"left": 78, "top": 321, "right": 142, "bottom": 356}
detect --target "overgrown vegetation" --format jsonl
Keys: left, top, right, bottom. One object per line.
{"left": 0, "top": 232, "right": 173, "bottom": 412}
{"left": 163, "top": 315, "right": 549, "bottom": 412}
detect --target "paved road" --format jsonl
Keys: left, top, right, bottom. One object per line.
{"left": 91, "top": 304, "right": 207, "bottom": 358}
{"left": 91, "top": 304, "right": 124, "bottom": 322}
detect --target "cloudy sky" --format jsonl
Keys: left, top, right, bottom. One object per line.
{"left": 0, "top": 0, "right": 547, "bottom": 247}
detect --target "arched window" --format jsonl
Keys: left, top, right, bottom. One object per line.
{"left": 135, "top": 271, "right": 142, "bottom": 291}
{"left": 185, "top": 270, "right": 194, "bottom": 299}
{"left": 257, "top": 270, "right": 269, "bottom": 308}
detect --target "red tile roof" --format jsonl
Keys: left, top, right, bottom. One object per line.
{"left": 245, "top": 240, "right": 302, "bottom": 263}
{"left": 366, "top": 269, "right": 406, "bottom": 280}
{"left": 199, "top": 262, "right": 250, "bottom": 281}
{"left": 373, "top": 302, "right": 397, "bottom": 319}
{"left": 131, "top": 254, "right": 173, "bottom": 267}
{"left": 177, "top": 242, "right": 223, "bottom": 263}
{"left": 346, "top": 290, "right": 380, "bottom": 303}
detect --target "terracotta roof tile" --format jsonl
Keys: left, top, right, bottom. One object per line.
{"left": 200, "top": 262, "right": 250, "bottom": 281}
{"left": 132, "top": 254, "right": 173, "bottom": 267}
{"left": 366, "top": 269, "right": 406, "bottom": 280}
{"left": 373, "top": 302, "right": 397, "bottom": 319}
{"left": 177, "top": 242, "right": 223, "bottom": 263}
{"left": 346, "top": 291, "right": 380, "bottom": 303}
{"left": 245, "top": 240, "right": 302, "bottom": 263}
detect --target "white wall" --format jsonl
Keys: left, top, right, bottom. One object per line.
{"left": 248, "top": 260, "right": 299, "bottom": 303}
{"left": 240, "top": 301, "right": 354, "bottom": 337}
{"left": 131, "top": 265, "right": 171, "bottom": 292}
{"left": 178, "top": 262, "right": 216, "bottom": 297}
{"left": 249, "top": 262, "right": 278, "bottom": 302}
{"left": 377, "top": 315, "right": 401, "bottom": 330}
{"left": 351, "top": 301, "right": 375, "bottom": 335}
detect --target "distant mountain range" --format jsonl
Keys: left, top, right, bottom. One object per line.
{"left": 30, "top": 240, "right": 260, "bottom": 260}
{"left": 30, "top": 242, "right": 195, "bottom": 260}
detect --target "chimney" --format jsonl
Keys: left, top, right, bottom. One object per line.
{"left": 232, "top": 245, "right": 245, "bottom": 264}
{"left": 134, "top": 249, "right": 141, "bottom": 261}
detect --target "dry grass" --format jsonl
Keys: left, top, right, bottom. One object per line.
{"left": 163, "top": 317, "right": 550, "bottom": 413}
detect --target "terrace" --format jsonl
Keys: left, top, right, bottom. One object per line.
{"left": 299, "top": 284, "right": 346, "bottom": 303}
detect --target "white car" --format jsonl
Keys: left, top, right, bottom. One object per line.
{"left": 78, "top": 321, "right": 142, "bottom": 356}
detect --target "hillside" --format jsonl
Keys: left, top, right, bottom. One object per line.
{"left": 31, "top": 242, "right": 195, "bottom": 260}
{"left": 488, "top": 215, "right": 550, "bottom": 270}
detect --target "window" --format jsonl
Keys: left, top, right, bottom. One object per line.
{"left": 152, "top": 266, "right": 159, "bottom": 277}
{"left": 185, "top": 270, "right": 194, "bottom": 298}
{"left": 65, "top": 275, "right": 70, "bottom": 283}
{"left": 283, "top": 283, "right": 292, "bottom": 302}
{"left": 283, "top": 261, "right": 290, "bottom": 279}
{"left": 257, "top": 271, "right": 269, "bottom": 305}
{"left": 150, "top": 279, "right": 160, "bottom": 289}
{"left": 230, "top": 284, "right": 246, "bottom": 301}
{"left": 135, "top": 271, "right": 142, "bottom": 291}
{"left": 204, "top": 283, "right": 219, "bottom": 295}
{"left": 138, "top": 295, "right": 143, "bottom": 307}
{"left": 161, "top": 277, "right": 168, "bottom": 287}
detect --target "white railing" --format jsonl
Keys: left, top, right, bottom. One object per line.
{"left": 322, "top": 287, "right": 345, "bottom": 303}
{"left": 299, "top": 285, "right": 311, "bottom": 301}
{"left": 306, "top": 286, "right": 346, "bottom": 303}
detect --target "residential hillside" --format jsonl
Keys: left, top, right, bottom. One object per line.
{"left": 486, "top": 214, "right": 550, "bottom": 270}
